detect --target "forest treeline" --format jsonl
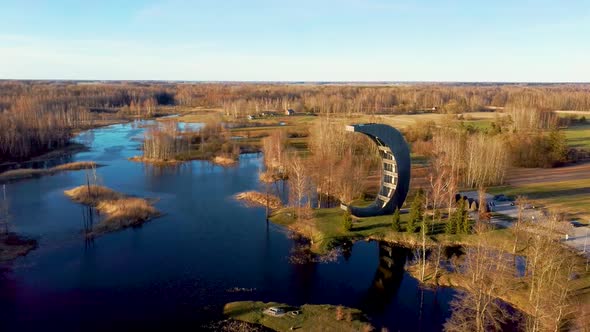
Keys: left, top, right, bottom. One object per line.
{"left": 175, "top": 83, "right": 590, "bottom": 115}
{"left": 0, "top": 82, "right": 173, "bottom": 162}
{"left": 1, "top": 81, "right": 589, "bottom": 162}
{"left": 408, "top": 107, "right": 569, "bottom": 188}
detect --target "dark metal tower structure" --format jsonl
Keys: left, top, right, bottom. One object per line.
{"left": 343, "top": 124, "right": 411, "bottom": 217}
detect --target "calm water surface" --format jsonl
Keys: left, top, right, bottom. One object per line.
{"left": 0, "top": 121, "right": 455, "bottom": 331}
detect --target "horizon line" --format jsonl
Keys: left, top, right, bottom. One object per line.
{"left": 1, "top": 79, "right": 590, "bottom": 85}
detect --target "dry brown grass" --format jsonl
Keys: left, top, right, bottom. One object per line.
{"left": 259, "top": 171, "right": 287, "bottom": 183}
{"left": 0, "top": 161, "right": 98, "bottom": 183}
{"left": 213, "top": 155, "right": 237, "bottom": 166}
{"left": 64, "top": 185, "right": 122, "bottom": 204}
{"left": 128, "top": 156, "right": 181, "bottom": 165}
{"left": 52, "top": 161, "right": 97, "bottom": 171}
{"left": 0, "top": 168, "right": 44, "bottom": 181}
{"left": 64, "top": 185, "right": 159, "bottom": 237}
{"left": 235, "top": 191, "right": 282, "bottom": 209}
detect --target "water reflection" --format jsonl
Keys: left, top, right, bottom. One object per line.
{"left": 81, "top": 205, "right": 96, "bottom": 248}
{"left": 362, "top": 243, "right": 408, "bottom": 312}
{"left": 141, "top": 162, "right": 190, "bottom": 177}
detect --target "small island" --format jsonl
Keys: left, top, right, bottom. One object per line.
{"left": 223, "top": 301, "right": 371, "bottom": 332}
{"left": 64, "top": 185, "right": 160, "bottom": 237}
{"left": 0, "top": 161, "right": 99, "bottom": 184}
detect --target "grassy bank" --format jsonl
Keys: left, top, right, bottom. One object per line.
{"left": 64, "top": 185, "right": 159, "bottom": 237}
{"left": 0, "top": 161, "right": 99, "bottom": 183}
{"left": 270, "top": 206, "right": 517, "bottom": 254}
{"left": 224, "top": 301, "right": 369, "bottom": 332}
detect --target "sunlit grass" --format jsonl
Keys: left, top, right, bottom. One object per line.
{"left": 64, "top": 185, "right": 159, "bottom": 237}
{"left": 564, "top": 123, "right": 590, "bottom": 149}
{"left": 224, "top": 301, "right": 367, "bottom": 332}
{"left": 0, "top": 161, "right": 98, "bottom": 183}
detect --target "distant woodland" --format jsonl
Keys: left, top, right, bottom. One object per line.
{"left": 1, "top": 81, "right": 589, "bottom": 163}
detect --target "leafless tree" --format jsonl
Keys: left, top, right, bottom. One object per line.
{"left": 445, "top": 223, "right": 516, "bottom": 332}
{"left": 288, "top": 154, "right": 312, "bottom": 222}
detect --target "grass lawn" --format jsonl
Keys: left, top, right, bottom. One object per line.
{"left": 270, "top": 203, "right": 518, "bottom": 254}
{"left": 462, "top": 119, "right": 493, "bottom": 131}
{"left": 224, "top": 301, "right": 368, "bottom": 332}
{"left": 564, "top": 123, "right": 590, "bottom": 149}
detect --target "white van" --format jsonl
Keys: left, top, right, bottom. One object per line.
{"left": 264, "top": 307, "right": 286, "bottom": 316}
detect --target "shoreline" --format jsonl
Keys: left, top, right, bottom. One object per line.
{"left": 267, "top": 206, "right": 589, "bottom": 326}
{"left": 0, "top": 113, "right": 177, "bottom": 174}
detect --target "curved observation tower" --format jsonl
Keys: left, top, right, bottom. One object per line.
{"left": 343, "top": 124, "right": 411, "bottom": 217}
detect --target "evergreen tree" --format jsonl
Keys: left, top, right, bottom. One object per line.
{"left": 445, "top": 210, "right": 456, "bottom": 235}
{"left": 446, "top": 198, "right": 467, "bottom": 235}
{"left": 407, "top": 189, "right": 424, "bottom": 233}
{"left": 343, "top": 210, "right": 353, "bottom": 231}
{"left": 392, "top": 207, "right": 401, "bottom": 232}
{"left": 457, "top": 199, "right": 471, "bottom": 234}
{"left": 548, "top": 129, "right": 567, "bottom": 166}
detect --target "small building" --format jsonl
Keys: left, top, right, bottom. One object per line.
{"left": 285, "top": 109, "right": 295, "bottom": 116}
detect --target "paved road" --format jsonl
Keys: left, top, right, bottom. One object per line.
{"left": 567, "top": 225, "right": 590, "bottom": 256}
{"left": 462, "top": 192, "right": 590, "bottom": 258}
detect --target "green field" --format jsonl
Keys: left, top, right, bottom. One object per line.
{"left": 564, "top": 124, "right": 590, "bottom": 149}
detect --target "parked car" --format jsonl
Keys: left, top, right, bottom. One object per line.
{"left": 570, "top": 220, "right": 584, "bottom": 228}
{"left": 264, "top": 307, "right": 286, "bottom": 317}
{"left": 494, "top": 194, "right": 508, "bottom": 201}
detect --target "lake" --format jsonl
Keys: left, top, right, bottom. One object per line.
{"left": 0, "top": 121, "right": 456, "bottom": 331}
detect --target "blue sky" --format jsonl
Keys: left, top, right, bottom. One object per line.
{"left": 0, "top": 0, "right": 589, "bottom": 81}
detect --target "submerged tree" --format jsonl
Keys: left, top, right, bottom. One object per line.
{"left": 0, "top": 185, "right": 9, "bottom": 234}
{"left": 143, "top": 121, "right": 189, "bottom": 160}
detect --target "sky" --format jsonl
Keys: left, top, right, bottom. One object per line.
{"left": 0, "top": 0, "right": 589, "bottom": 82}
